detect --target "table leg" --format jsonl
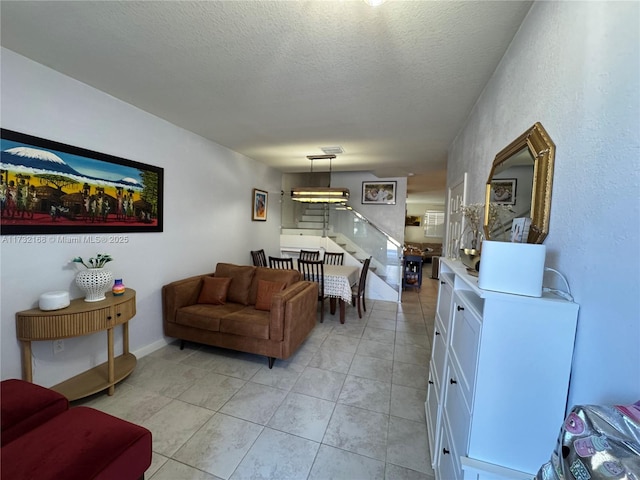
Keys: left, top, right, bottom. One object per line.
{"left": 21, "top": 341, "right": 33, "bottom": 382}
{"left": 123, "top": 321, "right": 130, "bottom": 355}
{"left": 330, "top": 298, "right": 337, "bottom": 315}
{"left": 107, "top": 327, "right": 115, "bottom": 395}
{"left": 339, "top": 299, "right": 346, "bottom": 324}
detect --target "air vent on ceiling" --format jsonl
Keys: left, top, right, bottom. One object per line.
{"left": 320, "top": 146, "right": 344, "bottom": 155}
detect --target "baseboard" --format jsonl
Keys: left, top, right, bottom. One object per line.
{"left": 132, "top": 338, "right": 173, "bottom": 359}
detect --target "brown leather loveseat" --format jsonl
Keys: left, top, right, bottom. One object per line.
{"left": 162, "top": 262, "right": 318, "bottom": 368}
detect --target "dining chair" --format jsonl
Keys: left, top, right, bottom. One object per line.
{"left": 268, "top": 256, "right": 295, "bottom": 269}
{"left": 323, "top": 252, "right": 344, "bottom": 265}
{"left": 297, "top": 259, "right": 326, "bottom": 322}
{"left": 250, "top": 249, "right": 267, "bottom": 267}
{"left": 299, "top": 250, "right": 320, "bottom": 261}
{"left": 351, "top": 256, "right": 372, "bottom": 319}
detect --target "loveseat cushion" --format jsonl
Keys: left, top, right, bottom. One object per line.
{"left": 215, "top": 263, "right": 255, "bottom": 305}
{"left": 1, "top": 379, "right": 69, "bottom": 446}
{"left": 197, "top": 276, "right": 232, "bottom": 305}
{"left": 249, "top": 267, "right": 301, "bottom": 305}
{"left": 255, "top": 280, "right": 286, "bottom": 311}
{"left": 176, "top": 303, "right": 244, "bottom": 330}
{"left": 220, "top": 308, "right": 270, "bottom": 339}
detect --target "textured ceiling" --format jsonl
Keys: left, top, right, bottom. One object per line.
{"left": 0, "top": 0, "right": 532, "bottom": 203}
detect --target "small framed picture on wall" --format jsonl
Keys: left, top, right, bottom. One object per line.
{"left": 252, "top": 188, "right": 268, "bottom": 221}
{"left": 362, "top": 181, "right": 397, "bottom": 205}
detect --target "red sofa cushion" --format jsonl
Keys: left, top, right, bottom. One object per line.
{"left": 1, "top": 406, "right": 152, "bottom": 480}
{"left": 1, "top": 379, "right": 68, "bottom": 446}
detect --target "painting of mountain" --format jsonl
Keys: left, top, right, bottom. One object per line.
{"left": 1, "top": 129, "right": 163, "bottom": 235}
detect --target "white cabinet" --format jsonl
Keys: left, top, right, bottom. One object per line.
{"left": 425, "top": 258, "right": 579, "bottom": 479}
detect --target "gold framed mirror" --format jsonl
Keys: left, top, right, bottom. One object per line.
{"left": 484, "top": 122, "right": 555, "bottom": 244}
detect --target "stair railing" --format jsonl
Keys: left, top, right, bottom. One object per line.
{"left": 282, "top": 198, "right": 403, "bottom": 293}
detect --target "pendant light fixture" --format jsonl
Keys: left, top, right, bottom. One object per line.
{"left": 291, "top": 155, "right": 350, "bottom": 203}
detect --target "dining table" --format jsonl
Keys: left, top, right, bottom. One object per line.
{"left": 323, "top": 264, "right": 359, "bottom": 324}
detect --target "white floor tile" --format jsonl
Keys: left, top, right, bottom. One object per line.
{"left": 219, "top": 381, "right": 287, "bottom": 424}
{"left": 174, "top": 413, "right": 263, "bottom": 479}
{"left": 268, "top": 391, "right": 335, "bottom": 442}
{"left": 98, "top": 278, "right": 443, "bottom": 480}
{"left": 142, "top": 399, "right": 214, "bottom": 456}
{"left": 309, "top": 444, "right": 385, "bottom": 480}
{"left": 323, "top": 404, "right": 389, "bottom": 461}
{"left": 230, "top": 428, "right": 319, "bottom": 480}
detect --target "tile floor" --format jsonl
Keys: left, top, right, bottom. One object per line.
{"left": 79, "top": 273, "right": 439, "bottom": 480}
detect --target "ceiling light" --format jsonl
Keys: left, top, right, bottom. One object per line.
{"left": 291, "top": 187, "right": 350, "bottom": 203}
{"left": 320, "top": 146, "right": 344, "bottom": 155}
{"left": 291, "top": 155, "right": 350, "bottom": 203}
{"left": 363, "top": 0, "right": 386, "bottom": 6}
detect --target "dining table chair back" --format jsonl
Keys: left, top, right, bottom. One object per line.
{"left": 251, "top": 249, "right": 267, "bottom": 267}
{"left": 299, "top": 250, "right": 320, "bottom": 261}
{"left": 323, "top": 252, "right": 344, "bottom": 265}
{"left": 297, "top": 259, "right": 326, "bottom": 322}
{"left": 269, "top": 256, "right": 295, "bottom": 270}
{"left": 352, "top": 256, "right": 372, "bottom": 319}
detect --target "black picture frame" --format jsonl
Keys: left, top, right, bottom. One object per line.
{"left": 252, "top": 188, "right": 268, "bottom": 221}
{"left": 362, "top": 181, "right": 397, "bottom": 205}
{"left": 1, "top": 129, "right": 163, "bottom": 235}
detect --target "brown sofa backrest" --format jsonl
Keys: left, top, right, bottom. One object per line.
{"left": 214, "top": 263, "right": 256, "bottom": 305}
{"left": 249, "top": 267, "right": 301, "bottom": 305}
{"left": 213, "top": 263, "right": 301, "bottom": 306}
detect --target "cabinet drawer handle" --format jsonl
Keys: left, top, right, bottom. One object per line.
{"left": 428, "top": 380, "right": 434, "bottom": 385}
{"left": 450, "top": 378, "right": 457, "bottom": 385}
{"left": 107, "top": 316, "right": 112, "bottom": 320}
{"left": 435, "top": 331, "right": 440, "bottom": 336}
{"left": 117, "top": 313, "right": 122, "bottom": 317}
{"left": 442, "top": 448, "right": 450, "bottom": 455}
{"left": 440, "top": 281, "right": 445, "bottom": 285}
{"left": 457, "top": 305, "right": 464, "bottom": 311}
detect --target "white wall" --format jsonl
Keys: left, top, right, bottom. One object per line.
{"left": 0, "top": 49, "right": 283, "bottom": 386}
{"left": 448, "top": 2, "right": 640, "bottom": 406}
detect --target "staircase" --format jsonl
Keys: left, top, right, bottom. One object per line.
{"left": 280, "top": 204, "right": 402, "bottom": 302}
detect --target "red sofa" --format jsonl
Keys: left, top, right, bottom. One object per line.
{"left": 1, "top": 379, "right": 152, "bottom": 480}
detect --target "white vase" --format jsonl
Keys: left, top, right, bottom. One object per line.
{"left": 75, "top": 268, "right": 114, "bottom": 302}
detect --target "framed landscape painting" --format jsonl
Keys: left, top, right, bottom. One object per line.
{"left": 362, "top": 181, "right": 397, "bottom": 205}
{"left": 1, "top": 129, "right": 163, "bottom": 235}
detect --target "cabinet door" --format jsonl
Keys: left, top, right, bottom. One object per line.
{"left": 437, "top": 416, "right": 462, "bottom": 480}
{"left": 435, "top": 279, "right": 453, "bottom": 339}
{"left": 111, "top": 296, "right": 135, "bottom": 324}
{"left": 444, "top": 358, "right": 472, "bottom": 461}
{"left": 450, "top": 293, "right": 481, "bottom": 406}
{"left": 431, "top": 316, "right": 447, "bottom": 387}
{"left": 428, "top": 311, "right": 449, "bottom": 469}
{"left": 426, "top": 367, "right": 440, "bottom": 467}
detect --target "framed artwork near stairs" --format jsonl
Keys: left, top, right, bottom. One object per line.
{"left": 362, "top": 181, "right": 396, "bottom": 205}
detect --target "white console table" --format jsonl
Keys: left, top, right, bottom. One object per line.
{"left": 425, "top": 258, "right": 579, "bottom": 479}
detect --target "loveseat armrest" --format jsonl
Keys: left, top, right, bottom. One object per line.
{"left": 162, "top": 273, "right": 213, "bottom": 324}
{"left": 269, "top": 281, "right": 318, "bottom": 342}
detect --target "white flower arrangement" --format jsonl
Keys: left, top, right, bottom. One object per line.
{"left": 72, "top": 253, "right": 113, "bottom": 269}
